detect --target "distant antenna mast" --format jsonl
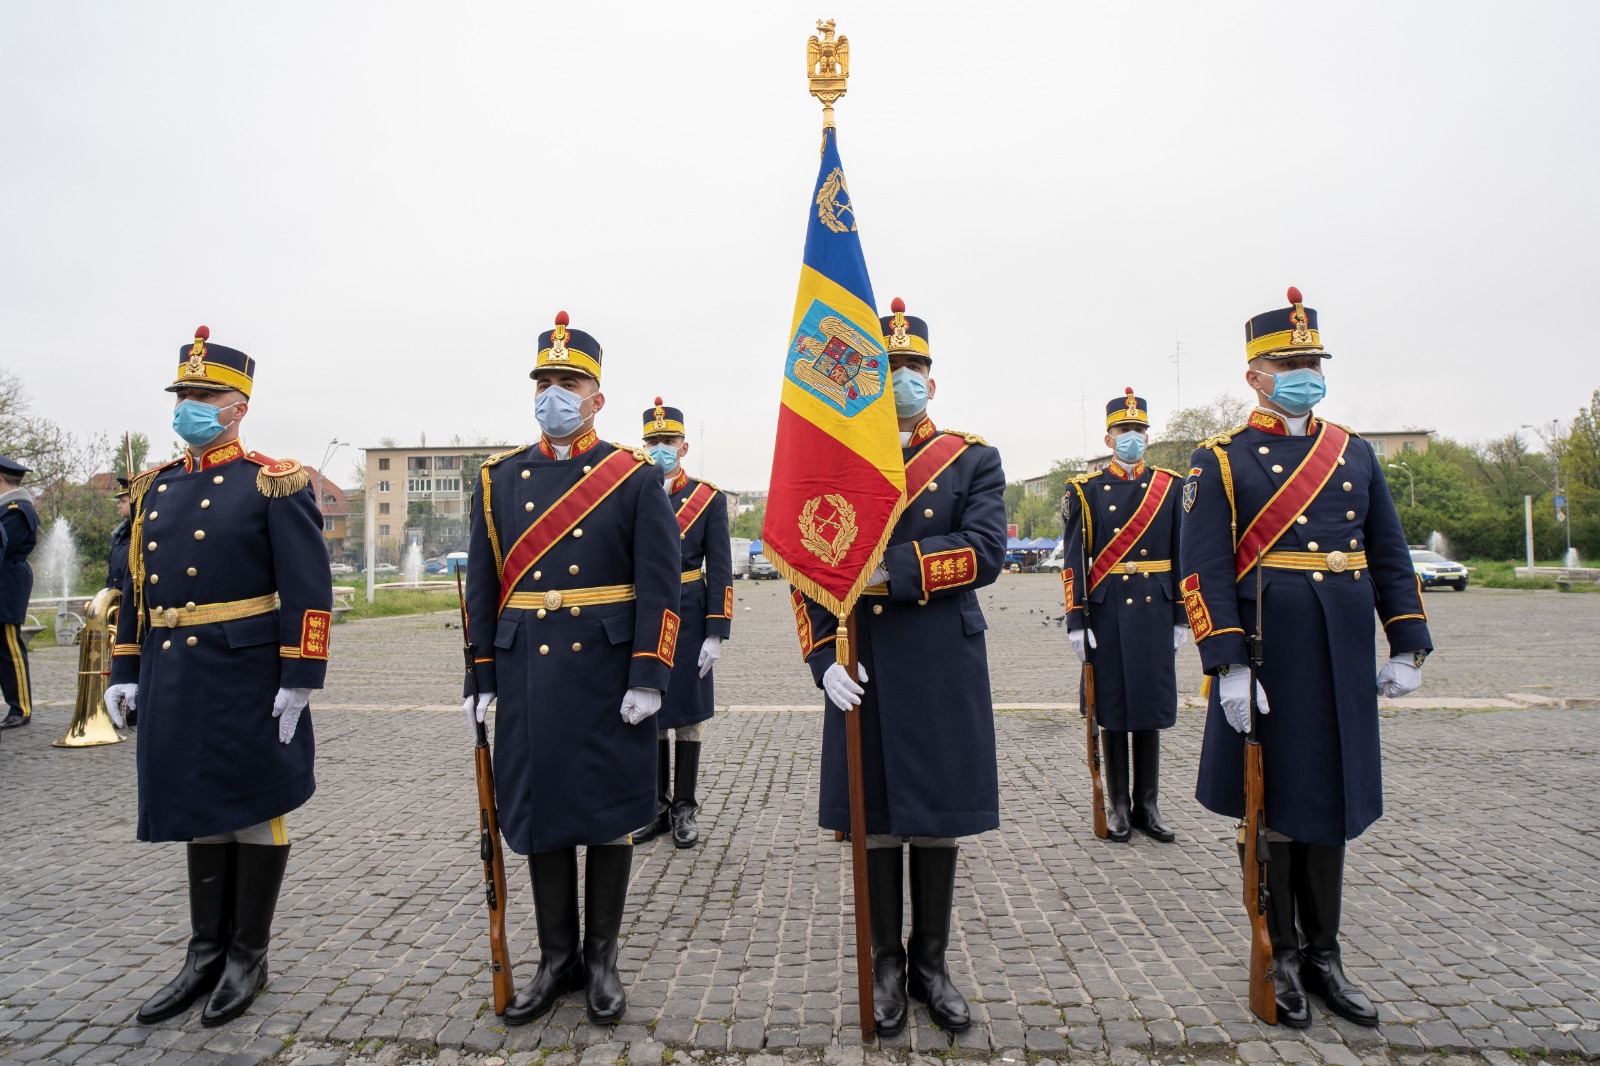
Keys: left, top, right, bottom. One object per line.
{"left": 1171, "top": 340, "right": 1184, "bottom": 410}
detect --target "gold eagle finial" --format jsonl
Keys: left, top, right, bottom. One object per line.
{"left": 807, "top": 19, "right": 850, "bottom": 129}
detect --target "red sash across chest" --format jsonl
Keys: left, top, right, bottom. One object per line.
{"left": 904, "top": 433, "right": 970, "bottom": 502}
{"left": 676, "top": 482, "right": 717, "bottom": 536}
{"left": 1088, "top": 470, "right": 1174, "bottom": 590}
{"left": 1234, "top": 422, "right": 1350, "bottom": 580}
{"left": 498, "top": 449, "right": 640, "bottom": 611}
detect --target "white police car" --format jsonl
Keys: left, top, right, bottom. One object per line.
{"left": 1409, "top": 548, "right": 1469, "bottom": 591}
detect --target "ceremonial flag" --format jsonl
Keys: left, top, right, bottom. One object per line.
{"left": 763, "top": 124, "right": 905, "bottom": 617}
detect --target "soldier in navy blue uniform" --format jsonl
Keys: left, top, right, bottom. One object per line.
{"left": 106, "top": 477, "right": 133, "bottom": 593}
{"left": 1180, "top": 289, "right": 1432, "bottom": 1028}
{"left": 462, "top": 312, "right": 681, "bottom": 1026}
{"left": 0, "top": 454, "right": 39, "bottom": 730}
{"left": 103, "top": 326, "right": 332, "bottom": 1027}
{"left": 1062, "top": 389, "right": 1188, "bottom": 842}
{"left": 631, "top": 399, "right": 733, "bottom": 849}
{"left": 792, "top": 300, "right": 1005, "bottom": 1036}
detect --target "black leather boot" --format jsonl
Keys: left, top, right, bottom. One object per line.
{"left": 1264, "top": 839, "right": 1310, "bottom": 1028}
{"left": 504, "top": 848, "right": 584, "bottom": 1025}
{"left": 201, "top": 843, "right": 288, "bottom": 1027}
{"left": 632, "top": 739, "right": 673, "bottom": 844}
{"left": 1297, "top": 843, "right": 1378, "bottom": 1026}
{"left": 866, "top": 845, "right": 907, "bottom": 1037}
{"left": 1101, "top": 730, "right": 1132, "bottom": 842}
{"left": 670, "top": 740, "right": 701, "bottom": 848}
{"left": 1130, "top": 731, "right": 1175, "bottom": 842}
{"left": 582, "top": 844, "right": 633, "bottom": 1024}
{"left": 907, "top": 845, "right": 971, "bottom": 1032}
{"left": 137, "top": 843, "right": 234, "bottom": 1023}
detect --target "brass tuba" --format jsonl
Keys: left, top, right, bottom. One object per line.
{"left": 54, "top": 586, "right": 127, "bottom": 748}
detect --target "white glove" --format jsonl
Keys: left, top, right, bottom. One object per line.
{"left": 1376, "top": 655, "right": 1422, "bottom": 699}
{"left": 462, "top": 691, "right": 495, "bottom": 733}
{"left": 823, "top": 661, "right": 869, "bottom": 711}
{"left": 620, "top": 687, "right": 662, "bottom": 725}
{"left": 868, "top": 563, "right": 888, "bottom": 585}
{"left": 104, "top": 683, "right": 137, "bottom": 729}
{"left": 1217, "top": 667, "right": 1269, "bottom": 733}
{"left": 697, "top": 635, "right": 723, "bottom": 678}
{"left": 1174, "top": 626, "right": 1190, "bottom": 653}
{"left": 1066, "top": 627, "right": 1097, "bottom": 663}
{"left": 272, "top": 687, "right": 313, "bottom": 745}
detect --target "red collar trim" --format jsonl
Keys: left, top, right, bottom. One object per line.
{"left": 1248, "top": 408, "right": 1322, "bottom": 437}
{"left": 1106, "top": 458, "right": 1145, "bottom": 480}
{"left": 538, "top": 427, "right": 600, "bottom": 459}
{"left": 908, "top": 416, "right": 937, "bottom": 447}
{"left": 669, "top": 467, "right": 690, "bottom": 494}
{"left": 186, "top": 439, "right": 245, "bottom": 472}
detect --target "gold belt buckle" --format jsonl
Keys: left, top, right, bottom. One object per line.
{"left": 1123, "top": 561, "right": 1139, "bottom": 574}
{"left": 163, "top": 607, "right": 180, "bottom": 627}
{"left": 1326, "top": 550, "right": 1349, "bottom": 573}
{"left": 542, "top": 589, "right": 564, "bottom": 611}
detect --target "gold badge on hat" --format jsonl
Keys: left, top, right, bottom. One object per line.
{"left": 886, "top": 297, "right": 912, "bottom": 351}
{"left": 1288, "top": 287, "right": 1312, "bottom": 346}
{"left": 548, "top": 310, "right": 570, "bottom": 362}
{"left": 653, "top": 397, "right": 667, "bottom": 432}
{"left": 184, "top": 325, "right": 210, "bottom": 377}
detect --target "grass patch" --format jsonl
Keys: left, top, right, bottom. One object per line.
{"left": 334, "top": 585, "right": 460, "bottom": 621}
{"left": 1464, "top": 558, "right": 1564, "bottom": 590}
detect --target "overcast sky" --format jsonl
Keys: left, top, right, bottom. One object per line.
{"left": 4, "top": 2, "right": 1597, "bottom": 490}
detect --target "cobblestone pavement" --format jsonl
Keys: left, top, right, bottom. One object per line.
{"left": 3, "top": 580, "right": 1597, "bottom": 1065}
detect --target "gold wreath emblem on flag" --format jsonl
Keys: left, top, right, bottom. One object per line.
{"left": 815, "top": 167, "right": 856, "bottom": 234}
{"left": 799, "top": 493, "right": 859, "bottom": 566}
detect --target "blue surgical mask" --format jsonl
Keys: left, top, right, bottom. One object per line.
{"left": 648, "top": 444, "right": 679, "bottom": 472}
{"left": 535, "top": 386, "right": 587, "bottom": 439}
{"left": 1268, "top": 368, "right": 1327, "bottom": 416}
{"left": 892, "top": 367, "right": 929, "bottom": 418}
{"left": 1113, "top": 432, "right": 1147, "bottom": 463}
{"left": 172, "top": 399, "right": 232, "bottom": 447}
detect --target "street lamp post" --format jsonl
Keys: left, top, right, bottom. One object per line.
{"left": 1521, "top": 420, "right": 1572, "bottom": 564}
{"left": 1386, "top": 461, "right": 1415, "bottom": 507}
{"left": 317, "top": 438, "right": 346, "bottom": 533}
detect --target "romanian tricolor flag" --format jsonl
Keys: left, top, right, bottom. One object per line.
{"left": 763, "top": 124, "right": 906, "bottom": 618}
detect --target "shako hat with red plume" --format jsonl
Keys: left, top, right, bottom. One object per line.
{"left": 1244, "top": 286, "right": 1332, "bottom": 362}
{"left": 533, "top": 310, "right": 604, "bottom": 382}
{"left": 642, "top": 396, "right": 686, "bottom": 438}
{"left": 878, "top": 296, "right": 932, "bottom": 365}
{"left": 1106, "top": 386, "right": 1150, "bottom": 430}
{"left": 166, "top": 324, "right": 258, "bottom": 397}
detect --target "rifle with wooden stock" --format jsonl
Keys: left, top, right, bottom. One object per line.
{"left": 1082, "top": 603, "right": 1109, "bottom": 840}
{"left": 458, "top": 572, "right": 515, "bottom": 1015}
{"left": 1242, "top": 553, "right": 1275, "bottom": 1024}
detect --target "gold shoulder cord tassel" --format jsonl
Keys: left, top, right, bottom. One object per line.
{"left": 257, "top": 467, "right": 311, "bottom": 498}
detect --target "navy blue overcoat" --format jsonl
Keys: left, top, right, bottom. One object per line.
{"left": 1061, "top": 460, "right": 1186, "bottom": 731}
{"left": 111, "top": 441, "right": 330, "bottom": 842}
{"left": 657, "top": 469, "right": 733, "bottom": 729}
{"left": 464, "top": 434, "right": 682, "bottom": 855}
{"left": 1181, "top": 411, "right": 1432, "bottom": 845}
{"left": 0, "top": 492, "right": 38, "bottom": 622}
{"left": 795, "top": 420, "right": 1005, "bottom": 839}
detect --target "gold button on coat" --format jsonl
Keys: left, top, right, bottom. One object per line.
{"left": 157, "top": 484, "right": 168, "bottom": 493}
{"left": 536, "top": 609, "right": 547, "bottom": 619}
{"left": 194, "top": 530, "right": 205, "bottom": 540}
{"left": 162, "top": 640, "right": 171, "bottom": 650}
{"left": 1109, "top": 505, "right": 1118, "bottom": 512}
{"left": 571, "top": 642, "right": 582, "bottom": 652}
{"left": 923, "top": 508, "right": 934, "bottom": 518}
{"left": 872, "top": 604, "right": 883, "bottom": 614}
{"left": 1342, "top": 482, "right": 1352, "bottom": 491}
{"left": 1312, "top": 572, "right": 1324, "bottom": 582}
{"left": 201, "top": 500, "right": 210, "bottom": 509}
{"left": 521, "top": 470, "right": 530, "bottom": 479}
{"left": 928, "top": 481, "right": 938, "bottom": 491}
{"left": 525, "top": 502, "right": 534, "bottom": 511}
{"left": 568, "top": 564, "right": 580, "bottom": 575}
{"left": 1272, "top": 465, "right": 1284, "bottom": 473}
{"left": 1346, "top": 510, "right": 1356, "bottom": 519}
{"left": 573, "top": 528, "right": 583, "bottom": 538}
{"left": 1308, "top": 541, "right": 1320, "bottom": 551}
{"left": 583, "top": 465, "right": 593, "bottom": 473}
{"left": 1296, "top": 516, "right": 1307, "bottom": 525}
{"left": 569, "top": 606, "right": 581, "bottom": 616}
{"left": 148, "top": 511, "right": 158, "bottom": 519}
{"left": 1258, "top": 446, "right": 1270, "bottom": 454}
{"left": 185, "top": 601, "right": 196, "bottom": 610}
{"left": 1126, "top": 598, "right": 1134, "bottom": 605}
{"left": 539, "top": 645, "right": 549, "bottom": 655}
{"left": 149, "top": 574, "right": 159, "bottom": 584}
{"left": 147, "top": 541, "right": 157, "bottom": 551}
{"left": 213, "top": 475, "right": 224, "bottom": 484}
{"left": 186, "top": 567, "right": 197, "bottom": 576}
{"left": 1350, "top": 540, "right": 1359, "bottom": 549}
{"left": 1140, "top": 549, "right": 1148, "bottom": 556}
{"left": 533, "top": 570, "right": 542, "bottom": 580}
{"left": 186, "top": 636, "right": 198, "bottom": 646}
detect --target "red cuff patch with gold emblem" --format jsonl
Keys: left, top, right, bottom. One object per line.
{"left": 300, "top": 610, "right": 332, "bottom": 660}
{"left": 1180, "top": 574, "right": 1213, "bottom": 641}
{"left": 920, "top": 547, "right": 978, "bottom": 595}
{"left": 1061, "top": 567, "right": 1077, "bottom": 611}
{"left": 657, "top": 609, "right": 680, "bottom": 668}
{"left": 722, "top": 586, "right": 734, "bottom": 619}
{"left": 791, "top": 588, "right": 817, "bottom": 658}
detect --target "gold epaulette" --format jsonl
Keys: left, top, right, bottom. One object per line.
{"left": 942, "top": 429, "right": 989, "bottom": 446}
{"left": 610, "top": 442, "right": 652, "bottom": 463}
{"left": 246, "top": 452, "right": 312, "bottom": 498}
{"left": 481, "top": 445, "right": 527, "bottom": 470}
{"left": 1198, "top": 423, "right": 1249, "bottom": 450}
{"left": 1154, "top": 466, "right": 1184, "bottom": 478}
{"left": 1065, "top": 470, "right": 1097, "bottom": 486}
{"left": 1323, "top": 420, "right": 1360, "bottom": 437}
{"left": 128, "top": 459, "right": 180, "bottom": 503}
{"left": 692, "top": 476, "right": 722, "bottom": 493}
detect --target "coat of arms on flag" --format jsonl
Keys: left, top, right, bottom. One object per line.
{"left": 789, "top": 312, "right": 885, "bottom": 412}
